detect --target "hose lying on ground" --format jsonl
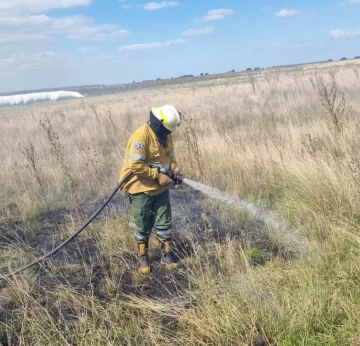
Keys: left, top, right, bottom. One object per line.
{"left": 0, "top": 172, "right": 134, "bottom": 284}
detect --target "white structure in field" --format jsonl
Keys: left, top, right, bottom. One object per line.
{"left": 0, "top": 91, "right": 84, "bottom": 106}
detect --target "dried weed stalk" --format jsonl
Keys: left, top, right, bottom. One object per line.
{"left": 353, "top": 67, "right": 360, "bottom": 80}
{"left": 103, "top": 107, "right": 117, "bottom": 131}
{"left": 328, "top": 68, "right": 338, "bottom": 83}
{"left": 319, "top": 81, "right": 351, "bottom": 135}
{"left": 19, "top": 142, "right": 49, "bottom": 208}
{"left": 90, "top": 104, "right": 101, "bottom": 122}
{"left": 301, "top": 134, "right": 322, "bottom": 156}
{"left": 81, "top": 147, "right": 103, "bottom": 190}
{"left": 39, "top": 117, "right": 75, "bottom": 191}
{"left": 309, "top": 76, "right": 317, "bottom": 90}
{"left": 247, "top": 72, "right": 257, "bottom": 94}
{"left": 182, "top": 114, "right": 204, "bottom": 178}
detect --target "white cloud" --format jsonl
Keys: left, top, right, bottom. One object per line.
{"left": 0, "top": 0, "right": 92, "bottom": 13}
{"left": 0, "top": 14, "right": 130, "bottom": 42}
{"left": 121, "top": 1, "right": 180, "bottom": 10}
{"left": 0, "top": 33, "right": 48, "bottom": 43}
{"left": 196, "top": 9, "right": 235, "bottom": 23}
{"left": 118, "top": 38, "right": 186, "bottom": 52}
{"left": 0, "top": 1, "right": 130, "bottom": 82}
{"left": 0, "top": 51, "right": 58, "bottom": 71}
{"left": 95, "top": 29, "right": 129, "bottom": 40}
{"left": 340, "top": 0, "right": 360, "bottom": 5}
{"left": 2, "top": 52, "right": 76, "bottom": 75}
{"left": 0, "top": 1, "right": 129, "bottom": 44}
{"left": 276, "top": 9, "right": 302, "bottom": 18}
{"left": 68, "top": 26, "right": 130, "bottom": 40}
{"left": 0, "top": 15, "right": 51, "bottom": 27}
{"left": 329, "top": 29, "right": 360, "bottom": 38}
{"left": 182, "top": 27, "right": 215, "bottom": 36}
{"left": 77, "top": 46, "right": 99, "bottom": 53}
{"left": 88, "top": 54, "right": 120, "bottom": 63}
{"left": 143, "top": 1, "right": 179, "bottom": 10}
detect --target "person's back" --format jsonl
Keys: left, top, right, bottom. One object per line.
{"left": 119, "top": 105, "right": 183, "bottom": 274}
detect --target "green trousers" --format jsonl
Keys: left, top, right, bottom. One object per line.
{"left": 130, "top": 189, "right": 172, "bottom": 242}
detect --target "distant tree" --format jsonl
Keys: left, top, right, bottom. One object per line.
{"left": 246, "top": 68, "right": 252, "bottom": 71}
{"left": 340, "top": 57, "right": 347, "bottom": 61}
{"left": 132, "top": 81, "right": 136, "bottom": 83}
{"left": 328, "top": 59, "right": 333, "bottom": 62}
{"left": 254, "top": 67, "right": 260, "bottom": 70}
{"left": 156, "top": 78, "right": 161, "bottom": 80}
{"left": 231, "top": 69, "right": 235, "bottom": 73}
{"left": 205, "top": 73, "right": 209, "bottom": 76}
{"left": 200, "top": 73, "right": 204, "bottom": 76}
{"left": 355, "top": 56, "right": 360, "bottom": 59}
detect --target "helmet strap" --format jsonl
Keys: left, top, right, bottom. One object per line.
{"left": 149, "top": 111, "right": 170, "bottom": 148}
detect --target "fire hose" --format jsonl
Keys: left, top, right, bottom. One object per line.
{"left": 0, "top": 172, "right": 135, "bottom": 284}
{"left": 0, "top": 168, "right": 184, "bottom": 284}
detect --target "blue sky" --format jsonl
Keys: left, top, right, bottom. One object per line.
{"left": 0, "top": 0, "right": 359, "bottom": 92}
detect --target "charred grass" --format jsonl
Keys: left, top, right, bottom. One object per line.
{"left": 1, "top": 62, "right": 360, "bottom": 345}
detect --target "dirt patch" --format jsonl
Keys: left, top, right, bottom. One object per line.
{"left": 0, "top": 185, "right": 299, "bottom": 345}
{"left": 1, "top": 184, "right": 287, "bottom": 286}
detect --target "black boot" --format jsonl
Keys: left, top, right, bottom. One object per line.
{"left": 137, "top": 241, "right": 151, "bottom": 274}
{"left": 159, "top": 238, "right": 179, "bottom": 270}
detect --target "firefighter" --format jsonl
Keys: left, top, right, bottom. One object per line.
{"left": 119, "top": 105, "right": 183, "bottom": 274}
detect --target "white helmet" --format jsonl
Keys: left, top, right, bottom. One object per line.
{"left": 151, "top": 105, "right": 181, "bottom": 132}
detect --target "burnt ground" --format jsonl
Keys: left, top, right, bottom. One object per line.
{"left": 0, "top": 184, "right": 287, "bottom": 345}
{"left": 0, "top": 184, "right": 285, "bottom": 294}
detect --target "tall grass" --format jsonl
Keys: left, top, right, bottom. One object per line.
{"left": 1, "top": 61, "right": 360, "bottom": 345}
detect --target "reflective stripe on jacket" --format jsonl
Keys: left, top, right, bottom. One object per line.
{"left": 119, "top": 123, "right": 180, "bottom": 195}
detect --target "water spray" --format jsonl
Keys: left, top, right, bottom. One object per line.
{"left": 182, "top": 178, "right": 309, "bottom": 255}
{"left": 0, "top": 169, "right": 309, "bottom": 285}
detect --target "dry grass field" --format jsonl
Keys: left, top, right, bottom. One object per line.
{"left": 1, "top": 60, "right": 360, "bottom": 345}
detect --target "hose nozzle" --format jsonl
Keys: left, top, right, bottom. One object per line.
{"left": 155, "top": 166, "right": 183, "bottom": 186}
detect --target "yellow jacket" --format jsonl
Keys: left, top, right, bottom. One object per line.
{"left": 119, "top": 123, "right": 180, "bottom": 195}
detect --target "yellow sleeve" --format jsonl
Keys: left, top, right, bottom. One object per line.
{"left": 168, "top": 136, "right": 181, "bottom": 173}
{"left": 127, "top": 132, "right": 159, "bottom": 180}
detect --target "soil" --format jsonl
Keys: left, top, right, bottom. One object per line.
{"left": 0, "top": 184, "right": 281, "bottom": 292}
{"left": 0, "top": 185, "right": 290, "bottom": 345}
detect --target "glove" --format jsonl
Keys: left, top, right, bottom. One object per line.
{"left": 173, "top": 172, "right": 184, "bottom": 185}
{"left": 158, "top": 173, "right": 173, "bottom": 186}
